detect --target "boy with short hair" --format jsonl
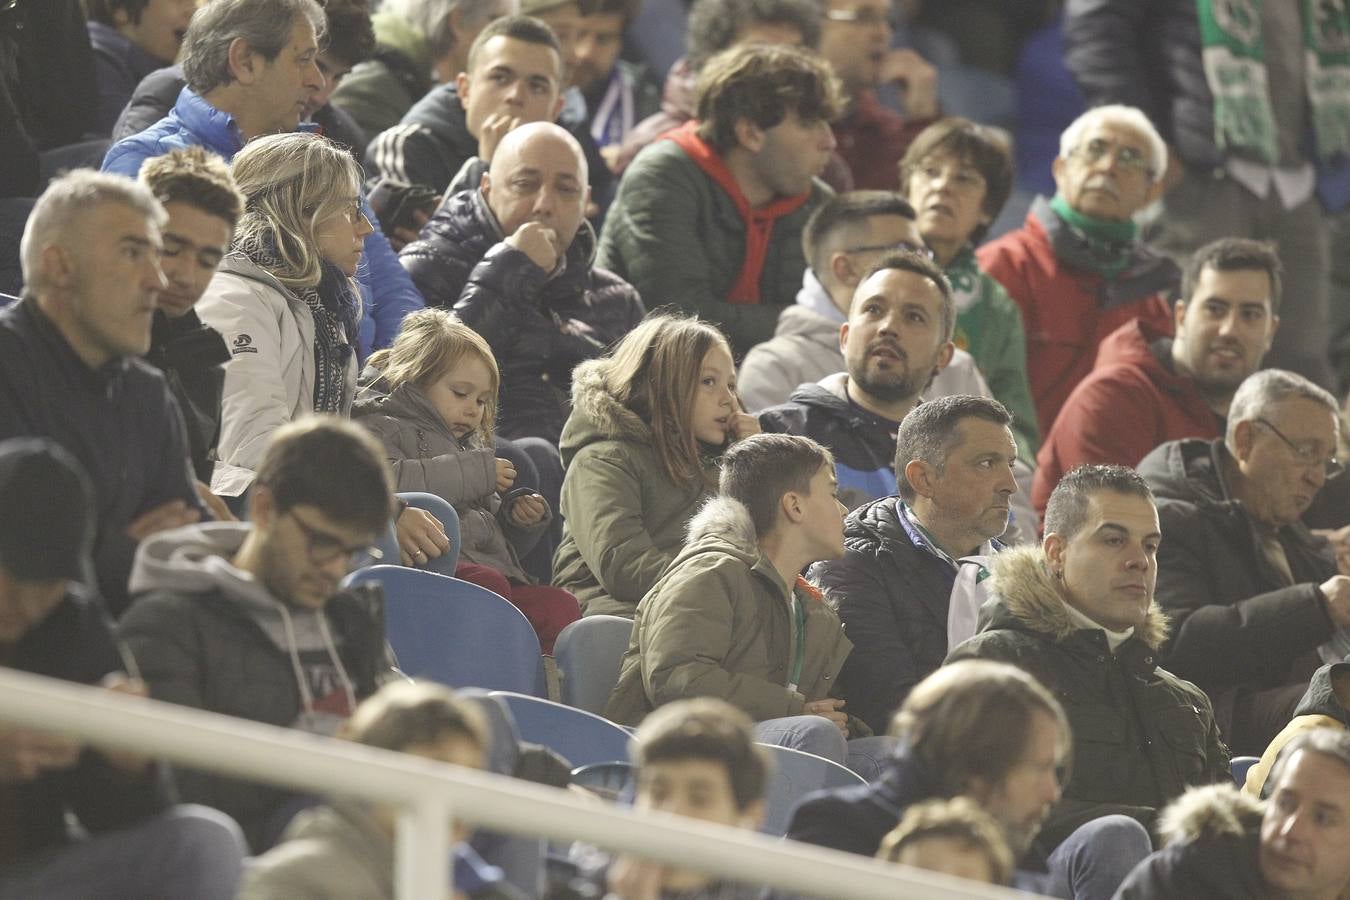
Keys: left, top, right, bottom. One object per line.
{"left": 877, "top": 797, "right": 1014, "bottom": 886}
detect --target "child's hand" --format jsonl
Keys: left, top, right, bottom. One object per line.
{"left": 509, "top": 493, "right": 547, "bottom": 527}
{"left": 727, "top": 411, "right": 761, "bottom": 443}
{"left": 495, "top": 458, "right": 517, "bottom": 492}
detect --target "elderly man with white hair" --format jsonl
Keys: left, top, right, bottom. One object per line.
{"left": 977, "top": 104, "right": 1180, "bottom": 436}
{"left": 1138, "top": 369, "right": 1350, "bottom": 755}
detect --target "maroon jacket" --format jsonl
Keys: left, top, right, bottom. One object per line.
{"left": 1032, "top": 317, "right": 1220, "bottom": 517}
{"left": 977, "top": 197, "right": 1178, "bottom": 435}
{"left": 832, "top": 90, "right": 932, "bottom": 191}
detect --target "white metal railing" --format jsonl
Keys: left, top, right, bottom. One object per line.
{"left": 0, "top": 668, "right": 1035, "bottom": 900}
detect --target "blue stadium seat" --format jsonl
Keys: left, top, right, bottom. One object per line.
{"left": 343, "top": 566, "right": 541, "bottom": 695}
{"left": 1231, "top": 755, "right": 1261, "bottom": 788}
{"left": 0, "top": 292, "right": 18, "bottom": 308}
{"left": 554, "top": 615, "right": 632, "bottom": 715}
{"left": 490, "top": 691, "right": 632, "bottom": 769}
{"left": 570, "top": 761, "right": 636, "bottom": 803}
{"left": 757, "top": 743, "right": 866, "bottom": 837}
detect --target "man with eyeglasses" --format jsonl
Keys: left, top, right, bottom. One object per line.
{"left": 119, "top": 416, "right": 396, "bottom": 851}
{"left": 815, "top": 0, "right": 938, "bottom": 190}
{"left": 977, "top": 105, "right": 1178, "bottom": 437}
{"left": 1138, "top": 369, "right": 1350, "bottom": 756}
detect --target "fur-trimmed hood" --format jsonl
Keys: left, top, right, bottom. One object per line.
{"left": 986, "top": 545, "right": 1170, "bottom": 650}
{"left": 1156, "top": 783, "right": 1263, "bottom": 847}
{"left": 680, "top": 495, "right": 761, "bottom": 567}
{"left": 561, "top": 359, "right": 653, "bottom": 453}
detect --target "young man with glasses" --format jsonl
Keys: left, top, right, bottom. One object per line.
{"left": 1138, "top": 370, "right": 1350, "bottom": 755}
{"left": 976, "top": 104, "right": 1179, "bottom": 436}
{"left": 119, "top": 416, "right": 396, "bottom": 852}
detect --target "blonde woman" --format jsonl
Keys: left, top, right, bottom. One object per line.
{"left": 198, "top": 131, "right": 372, "bottom": 498}
{"left": 354, "top": 309, "right": 580, "bottom": 653}
{"left": 553, "top": 314, "right": 760, "bottom": 617}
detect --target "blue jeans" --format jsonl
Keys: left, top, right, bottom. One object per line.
{"left": 751, "top": 716, "right": 897, "bottom": 782}
{"left": 1012, "top": 814, "right": 1152, "bottom": 900}
{"left": 0, "top": 804, "right": 246, "bottom": 900}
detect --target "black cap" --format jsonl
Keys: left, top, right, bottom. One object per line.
{"left": 0, "top": 438, "right": 95, "bottom": 584}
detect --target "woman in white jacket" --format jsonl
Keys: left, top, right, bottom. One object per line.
{"left": 198, "top": 132, "right": 372, "bottom": 499}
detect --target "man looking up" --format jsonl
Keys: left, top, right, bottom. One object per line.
{"left": 1035, "top": 237, "right": 1281, "bottom": 518}
{"left": 598, "top": 43, "right": 841, "bottom": 357}
{"left": 810, "top": 395, "right": 1018, "bottom": 733}
{"left": 0, "top": 171, "right": 202, "bottom": 617}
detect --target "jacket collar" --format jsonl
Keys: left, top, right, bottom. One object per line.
{"left": 172, "top": 87, "right": 245, "bottom": 159}
{"left": 684, "top": 496, "right": 793, "bottom": 601}
{"left": 794, "top": 269, "right": 845, "bottom": 324}
{"left": 986, "top": 545, "right": 1170, "bottom": 651}
{"left": 18, "top": 296, "right": 131, "bottom": 392}
{"left": 466, "top": 186, "right": 599, "bottom": 282}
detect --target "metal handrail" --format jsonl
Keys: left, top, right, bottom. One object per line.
{"left": 0, "top": 668, "right": 1032, "bottom": 900}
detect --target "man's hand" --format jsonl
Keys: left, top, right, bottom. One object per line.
{"left": 1320, "top": 574, "right": 1350, "bottom": 628}
{"left": 478, "top": 112, "right": 522, "bottom": 163}
{"left": 508, "top": 493, "right": 547, "bottom": 527}
{"left": 1315, "top": 525, "right": 1350, "bottom": 576}
{"left": 98, "top": 674, "right": 154, "bottom": 772}
{"left": 0, "top": 726, "right": 81, "bottom": 783}
{"left": 880, "top": 48, "right": 939, "bottom": 118}
{"left": 194, "top": 480, "right": 236, "bottom": 522}
{"left": 495, "top": 458, "right": 517, "bottom": 493}
{"left": 504, "top": 221, "right": 561, "bottom": 272}
{"left": 803, "top": 698, "right": 849, "bottom": 735}
{"left": 397, "top": 506, "right": 451, "bottom": 567}
{"left": 125, "top": 499, "right": 201, "bottom": 543}
{"left": 389, "top": 206, "right": 433, "bottom": 252}
{"left": 607, "top": 854, "right": 666, "bottom": 900}
{"left": 727, "top": 412, "right": 761, "bottom": 443}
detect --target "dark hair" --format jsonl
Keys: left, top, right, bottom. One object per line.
{"left": 465, "top": 14, "right": 564, "bottom": 77}
{"left": 1180, "top": 237, "right": 1284, "bottom": 314}
{"left": 320, "top": 0, "right": 376, "bottom": 66}
{"left": 694, "top": 43, "right": 841, "bottom": 156}
{"left": 894, "top": 396, "right": 1011, "bottom": 501}
{"left": 857, "top": 250, "right": 956, "bottom": 343}
{"left": 84, "top": 0, "right": 151, "bottom": 27}
{"left": 634, "top": 698, "right": 770, "bottom": 811}
{"left": 893, "top": 661, "right": 1071, "bottom": 799}
{"left": 801, "top": 190, "right": 917, "bottom": 279}
{"left": 139, "top": 146, "right": 245, "bottom": 229}
{"left": 181, "top": 0, "right": 327, "bottom": 94}
{"left": 686, "top": 0, "right": 821, "bottom": 72}
{"left": 898, "top": 117, "right": 1013, "bottom": 248}
{"left": 720, "top": 433, "right": 832, "bottom": 536}
{"left": 343, "top": 680, "right": 489, "bottom": 754}
{"left": 1043, "top": 464, "right": 1154, "bottom": 541}
{"left": 253, "top": 415, "right": 395, "bottom": 535}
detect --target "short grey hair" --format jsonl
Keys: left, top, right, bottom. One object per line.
{"left": 1225, "top": 369, "right": 1339, "bottom": 450}
{"left": 380, "top": 0, "right": 513, "bottom": 62}
{"left": 181, "top": 0, "right": 326, "bottom": 94}
{"left": 1269, "top": 727, "right": 1350, "bottom": 789}
{"left": 1059, "top": 104, "right": 1168, "bottom": 184}
{"left": 20, "top": 170, "right": 166, "bottom": 294}
{"left": 894, "top": 395, "right": 1011, "bottom": 502}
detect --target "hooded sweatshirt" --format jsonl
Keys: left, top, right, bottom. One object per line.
{"left": 1244, "top": 661, "right": 1350, "bottom": 797}
{"left": 120, "top": 522, "right": 388, "bottom": 849}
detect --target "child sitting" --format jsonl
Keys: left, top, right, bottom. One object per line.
{"left": 354, "top": 308, "right": 580, "bottom": 653}
{"left": 877, "top": 797, "right": 1014, "bottom": 886}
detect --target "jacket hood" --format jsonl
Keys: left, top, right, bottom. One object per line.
{"left": 404, "top": 83, "right": 476, "bottom": 160}
{"left": 371, "top": 9, "right": 431, "bottom": 72}
{"left": 128, "top": 522, "right": 346, "bottom": 656}
{"left": 1094, "top": 317, "right": 1176, "bottom": 373}
{"left": 351, "top": 378, "right": 484, "bottom": 448}
{"left": 561, "top": 358, "right": 655, "bottom": 451}
{"left": 786, "top": 375, "right": 852, "bottom": 413}
{"left": 216, "top": 252, "right": 301, "bottom": 302}
{"left": 793, "top": 269, "right": 846, "bottom": 325}
{"left": 985, "top": 545, "right": 1170, "bottom": 649}
{"left": 1136, "top": 437, "right": 1232, "bottom": 508}
{"left": 1156, "top": 784, "right": 1264, "bottom": 847}
{"left": 773, "top": 304, "right": 842, "bottom": 350}
{"left": 680, "top": 495, "right": 762, "bottom": 569}
{"left": 1293, "top": 661, "right": 1350, "bottom": 722}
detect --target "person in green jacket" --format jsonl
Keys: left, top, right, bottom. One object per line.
{"left": 553, "top": 314, "right": 761, "bottom": 617}
{"left": 901, "top": 117, "right": 1040, "bottom": 460}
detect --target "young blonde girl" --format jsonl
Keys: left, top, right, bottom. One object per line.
{"left": 553, "top": 314, "right": 760, "bottom": 617}
{"left": 353, "top": 308, "right": 580, "bottom": 652}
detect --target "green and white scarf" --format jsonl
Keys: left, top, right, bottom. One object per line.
{"left": 1198, "top": 0, "right": 1350, "bottom": 164}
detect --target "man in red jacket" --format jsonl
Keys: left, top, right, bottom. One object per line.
{"left": 977, "top": 105, "right": 1178, "bottom": 436}
{"left": 1032, "top": 238, "right": 1281, "bottom": 517}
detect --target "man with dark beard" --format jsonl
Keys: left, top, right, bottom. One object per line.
{"left": 758, "top": 250, "right": 956, "bottom": 510}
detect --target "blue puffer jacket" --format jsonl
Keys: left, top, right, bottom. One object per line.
{"left": 101, "top": 87, "right": 424, "bottom": 357}
{"left": 400, "top": 188, "right": 644, "bottom": 444}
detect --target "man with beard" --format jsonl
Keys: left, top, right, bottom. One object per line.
{"left": 1033, "top": 237, "right": 1281, "bottom": 519}
{"left": 788, "top": 660, "right": 1155, "bottom": 900}
{"left": 808, "top": 395, "right": 1019, "bottom": 734}
{"left": 757, "top": 250, "right": 955, "bottom": 509}
{"left": 1138, "top": 370, "right": 1350, "bottom": 755}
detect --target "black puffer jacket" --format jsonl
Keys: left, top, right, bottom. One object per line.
{"left": 145, "top": 309, "right": 229, "bottom": 484}
{"left": 399, "top": 188, "right": 644, "bottom": 444}
{"left": 1137, "top": 438, "right": 1338, "bottom": 737}
{"left": 947, "top": 546, "right": 1231, "bottom": 850}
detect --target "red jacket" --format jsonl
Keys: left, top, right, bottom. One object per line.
{"left": 977, "top": 198, "right": 1178, "bottom": 435}
{"left": 832, "top": 91, "right": 931, "bottom": 190}
{"left": 1031, "top": 318, "right": 1220, "bottom": 517}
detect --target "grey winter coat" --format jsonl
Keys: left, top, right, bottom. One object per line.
{"left": 553, "top": 359, "right": 718, "bottom": 617}
{"left": 352, "top": 378, "right": 548, "bottom": 582}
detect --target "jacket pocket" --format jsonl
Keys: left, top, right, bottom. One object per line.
{"left": 1154, "top": 704, "right": 1209, "bottom": 787}
{"left": 1062, "top": 705, "right": 1127, "bottom": 800}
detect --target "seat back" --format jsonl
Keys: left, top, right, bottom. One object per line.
{"left": 757, "top": 743, "right": 866, "bottom": 837}
{"left": 554, "top": 615, "right": 633, "bottom": 715}
{"left": 1231, "top": 755, "right": 1261, "bottom": 788}
{"left": 570, "top": 761, "right": 636, "bottom": 803}
{"left": 491, "top": 691, "right": 632, "bottom": 769}
{"left": 343, "top": 566, "right": 540, "bottom": 694}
